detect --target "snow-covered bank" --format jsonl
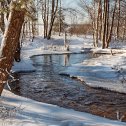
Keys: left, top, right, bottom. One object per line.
{"left": 91, "top": 48, "right": 126, "bottom": 54}
{"left": 60, "top": 53, "right": 126, "bottom": 93}
{"left": 1, "top": 89, "right": 126, "bottom": 126}
{"left": 12, "top": 59, "right": 36, "bottom": 72}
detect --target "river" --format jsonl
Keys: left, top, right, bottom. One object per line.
{"left": 10, "top": 53, "right": 126, "bottom": 121}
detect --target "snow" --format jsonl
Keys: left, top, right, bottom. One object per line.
{"left": 12, "top": 59, "right": 36, "bottom": 72}
{"left": 0, "top": 34, "right": 126, "bottom": 125}
{"left": 60, "top": 53, "right": 126, "bottom": 93}
{"left": 1, "top": 89, "right": 126, "bottom": 126}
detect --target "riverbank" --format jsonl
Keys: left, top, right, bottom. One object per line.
{"left": 1, "top": 89, "right": 126, "bottom": 126}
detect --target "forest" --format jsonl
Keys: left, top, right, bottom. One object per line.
{"left": 0, "top": 0, "right": 126, "bottom": 126}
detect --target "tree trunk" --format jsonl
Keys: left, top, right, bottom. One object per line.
{"left": 0, "top": 1, "right": 5, "bottom": 34}
{"left": 94, "top": 1, "right": 98, "bottom": 47}
{"left": 42, "top": 0, "right": 47, "bottom": 38}
{"left": 106, "top": 0, "right": 117, "bottom": 48}
{"left": 59, "top": 0, "right": 61, "bottom": 36}
{"left": 98, "top": 0, "right": 102, "bottom": 41}
{"left": 122, "top": 20, "right": 126, "bottom": 40}
{"left": 92, "top": 21, "right": 95, "bottom": 47}
{"left": 47, "top": 0, "right": 59, "bottom": 39}
{"left": 94, "top": 0, "right": 102, "bottom": 47}
{"left": 106, "top": 0, "right": 109, "bottom": 46}
{"left": 45, "top": 0, "right": 49, "bottom": 37}
{"left": 116, "top": 0, "right": 120, "bottom": 39}
{"left": 102, "top": 0, "right": 108, "bottom": 49}
{"left": 0, "top": 6, "right": 25, "bottom": 95}
{"left": 31, "top": 21, "right": 35, "bottom": 41}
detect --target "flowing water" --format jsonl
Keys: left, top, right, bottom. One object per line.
{"left": 10, "top": 53, "right": 126, "bottom": 121}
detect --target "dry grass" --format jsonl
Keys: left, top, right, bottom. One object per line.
{"left": 0, "top": 104, "right": 23, "bottom": 120}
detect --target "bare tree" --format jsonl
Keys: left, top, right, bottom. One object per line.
{"left": 58, "top": 0, "right": 61, "bottom": 36}
{"left": 116, "top": 0, "right": 120, "bottom": 39}
{"left": 94, "top": 0, "right": 102, "bottom": 47}
{"left": 47, "top": 0, "right": 59, "bottom": 39}
{"left": 80, "top": 0, "right": 119, "bottom": 48}
{"left": 106, "top": 0, "right": 117, "bottom": 48}
{"left": 102, "top": 0, "right": 108, "bottom": 48}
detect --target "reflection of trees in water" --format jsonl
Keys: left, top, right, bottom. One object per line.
{"left": 43, "top": 55, "right": 52, "bottom": 65}
{"left": 42, "top": 55, "right": 56, "bottom": 81}
{"left": 63, "top": 54, "right": 70, "bottom": 66}
{"left": 43, "top": 54, "right": 70, "bottom": 66}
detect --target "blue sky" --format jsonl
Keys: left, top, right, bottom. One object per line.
{"left": 63, "top": 0, "right": 79, "bottom": 8}
{"left": 62, "top": 0, "right": 89, "bottom": 24}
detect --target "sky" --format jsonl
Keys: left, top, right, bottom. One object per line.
{"left": 62, "top": 0, "right": 80, "bottom": 8}
{"left": 62, "top": 0, "right": 89, "bottom": 24}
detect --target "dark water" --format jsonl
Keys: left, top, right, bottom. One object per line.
{"left": 9, "top": 53, "right": 126, "bottom": 121}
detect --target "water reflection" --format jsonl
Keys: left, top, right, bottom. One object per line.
{"left": 63, "top": 54, "right": 70, "bottom": 66}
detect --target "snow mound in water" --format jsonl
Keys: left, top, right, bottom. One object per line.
{"left": 12, "top": 59, "right": 36, "bottom": 73}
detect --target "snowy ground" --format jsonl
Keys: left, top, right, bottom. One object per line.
{"left": 1, "top": 89, "right": 126, "bottom": 126}
{"left": 1, "top": 34, "right": 126, "bottom": 125}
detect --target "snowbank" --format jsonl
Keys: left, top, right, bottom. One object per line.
{"left": 1, "top": 89, "right": 126, "bottom": 126}
{"left": 60, "top": 53, "right": 126, "bottom": 93}
{"left": 12, "top": 59, "right": 36, "bottom": 72}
